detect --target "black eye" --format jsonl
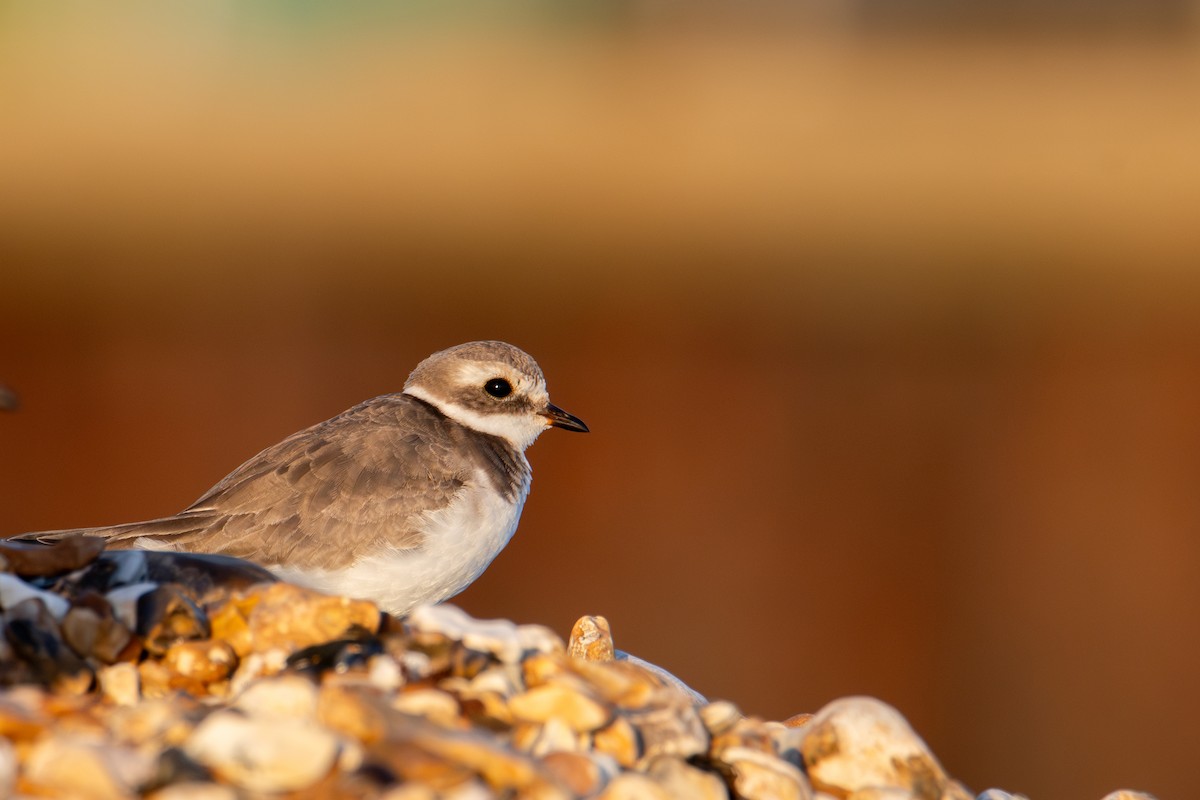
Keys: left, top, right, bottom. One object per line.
{"left": 484, "top": 378, "right": 513, "bottom": 398}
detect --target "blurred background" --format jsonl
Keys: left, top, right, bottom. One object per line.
{"left": 2, "top": 2, "right": 1199, "bottom": 798}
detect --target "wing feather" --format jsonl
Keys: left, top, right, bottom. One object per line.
{"left": 12, "top": 395, "right": 471, "bottom": 571}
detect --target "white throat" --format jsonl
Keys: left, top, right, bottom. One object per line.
{"left": 404, "top": 386, "right": 548, "bottom": 451}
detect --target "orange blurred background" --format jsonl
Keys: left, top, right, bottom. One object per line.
{"left": 2, "top": 3, "right": 1199, "bottom": 798}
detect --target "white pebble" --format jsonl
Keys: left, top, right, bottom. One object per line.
{"left": 185, "top": 709, "right": 338, "bottom": 793}
{"left": 0, "top": 574, "right": 69, "bottom": 620}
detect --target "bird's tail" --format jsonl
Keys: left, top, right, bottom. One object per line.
{"left": 8, "top": 514, "right": 211, "bottom": 549}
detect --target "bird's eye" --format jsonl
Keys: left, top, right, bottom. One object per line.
{"left": 484, "top": 378, "right": 513, "bottom": 398}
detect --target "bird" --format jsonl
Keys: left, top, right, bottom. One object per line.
{"left": 10, "top": 341, "right": 588, "bottom": 615}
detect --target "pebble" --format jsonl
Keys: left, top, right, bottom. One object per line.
{"left": 510, "top": 681, "right": 612, "bottom": 732}
{"left": 0, "top": 738, "right": 15, "bottom": 798}
{"left": 318, "top": 683, "right": 386, "bottom": 743}
{"left": 148, "top": 783, "right": 238, "bottom": 800}
{"left": 559, "top": 657, "right": 658, "bottom": 709}
{"left": 207, "top": 598, "right": 254, "bottom": 657}
{"left": 98, "top": 662, "right": 141, "bottom": 706}
{"left": 379, "top": 710, "right": 568, "bottom": 799}
{"left": 380, "top": 786, "right": 439, "bottom": 800}
{"left": 4, "top": 596, "right": 93, "bottom": 694}
{"left": 513, "top": 715, "right": 585, "bottom": 756}
{"left": 25, "top": 734, "right": 156, "bottom": 800}
{"left": 136, "top": 585, "right": 211, "bottom": 657}
{"left": 0, "top": 533, "right": 106, "bottom": 578}
{"left": 722, "top": 745, "right": 811, "bottom": 800}
{"left": 369, "top": 651, "right": 405, "bottom": 691}
{"left": 62, "top": 594, "right": 137, "bottom": 664}
{"left": 104, "top": 697, "right": 193, "bottom": 747}
{"left": 0, "top": 538, "right": 1160, "bottom": 800}
{"left": 626, "top": 690, "right": 709, "bottom": 764}
{"left": 799, "top": 696, "right": 952, "bottom": 800}
{"left": 185, "top": 708, "right": 339, "bottom": 792}
{"left": 245, "top": 582, "right": 381, "bottom": 655}
{"left": 164, "top": 639, "right": 238, "bottom": 690}
{"left": 409, "top": 603, "right": 562, "bottom": 663}
{"left": 568, "top": 614, "right": 615, "bottom": 662}
{"left": 541, "top": 750, "right": 619, "bottom": 795}
{"left": 614, "top": 649, "right": 708, "bottom": 705}
{"left": 597, "top": 772, "right": 674, "bottom": 800}
{"left": 701, "top": 699, "right": 743, "bottom": 736}
{"left": 0, "top": 573, "right": 71, "bottom": 619}
{"left": 592, "top": 714, "right": 641, "bottom": 767}
{"left": 234, "top": 673, "right": 319, "bottom": 719}
{"left": 106, "top": 582, "right": 160, "bottom": 629}
{"left": 645, "top": 754, "right": 729, "bottom": 800}
{"left": 392, "top": 686, "right": 464, "bottom": 726}
{"left": 132, "top": 550, "right": 276, "bottom": 604}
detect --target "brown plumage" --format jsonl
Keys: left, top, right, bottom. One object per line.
{"left": 9, "top": 341, "right": 587, "bottom": 613}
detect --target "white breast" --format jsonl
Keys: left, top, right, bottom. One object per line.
{"left": 267, "top": 467, "right": 531, "bottom": 616}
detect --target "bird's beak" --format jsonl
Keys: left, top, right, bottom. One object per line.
{"left": 545, "top": 403, "right": 589, "bottom": 433}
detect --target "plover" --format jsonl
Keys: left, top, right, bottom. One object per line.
{"left": 11, "top": 341, "right": 588, "bottom": 615}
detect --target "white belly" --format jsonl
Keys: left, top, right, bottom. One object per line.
{"left": 268, "top": 470, "right": 529, "bottom": 616}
